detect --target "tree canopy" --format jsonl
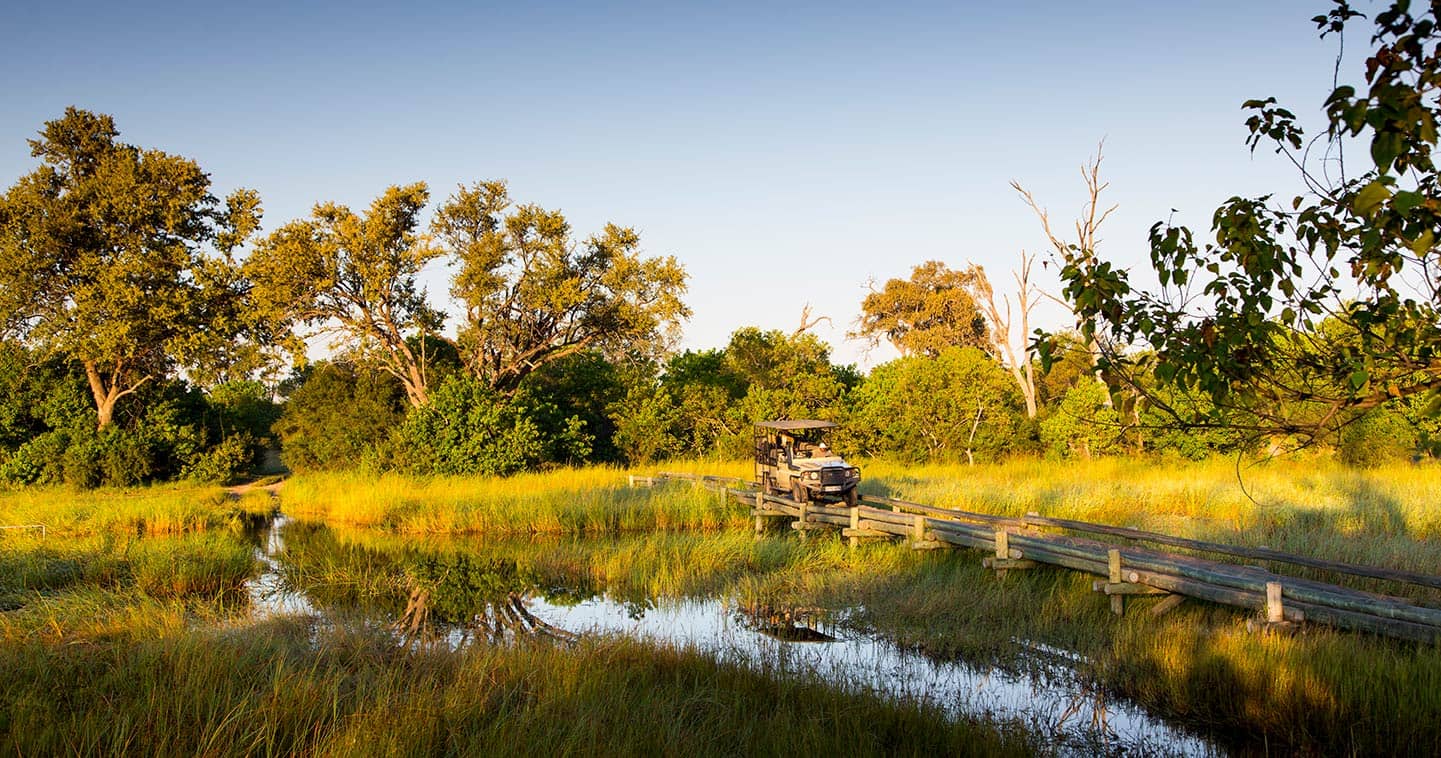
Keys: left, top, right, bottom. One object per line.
{"left": 852, "top": 261, "right": 991, "bottom": 358}
{"left": 0, "top": 107, "right": 261, "bottom": 428}
{"left": 1045, "top": 1, "right": 1441, "bottom": 440}
{"left": 432, "top": 181, "right": 690, "bottom": 393}
{"left": 246, "top": 183, "right": 443, "bottom": 407}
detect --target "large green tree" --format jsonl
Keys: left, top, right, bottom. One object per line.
{"left": 432, "top": 181, "right": 689, "bottom": 393}
{"left": 0, "top": 108, "right": 261, "bottom": 428}
{"left": 850, "top": 347, "right": 1028, "bottom": 463}
{"left": 246, "top": 183, "right": 443, "bottom": 407}
{"left": 1045, "top": 2, "right": 1441, "bottom": 438}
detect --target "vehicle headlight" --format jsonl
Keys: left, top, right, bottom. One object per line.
{"left": 848, "top": 468, "right": 861, "bottom": 479}
{"left": 805, "top": 472, "right": 819, "bottom": 480}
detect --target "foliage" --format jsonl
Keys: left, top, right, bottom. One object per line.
{"left": 431, "top": 181, "right": 690, "bottom": 393}
{"left": 247, "top": 184, "right": 443, "bottom": 407}
{"left": 719, "top": 329, "right": 858, "bottom": 455}
{"left": 1339, "top": 407, "right": 1418, "bottom": 467}
{"left": 848, "top": 347, "right": 1030, "bottom": 462}
{"left": 852, "top": 260, "right": 991, "bottom": 357}
{"left": 520, "top": 351, "right": 626, "bottom": 463}
{"left": 272, "top": 361, "right": 407, "bottom": 473}
{"left": 1043, "top": 1, "right": 1441, "bottom": 439}
{"left": 0, "top": 108, "right": 261, "bottom": 428}
{"left": 1039, "top": 381, "right": 1124, "bottom": 459}
{"left": 389, "top": 374, "right": 591, "bottom": 477}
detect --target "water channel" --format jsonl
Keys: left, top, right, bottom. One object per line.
{"left": 247, "top": 516, "right": 1220, "bottom": 757}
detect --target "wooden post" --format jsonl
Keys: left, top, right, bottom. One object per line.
{"left": 913, "top": 514, "right": 925, "bottom": 543}
{"left": 849, "top": 504, "right": 860, "bottom": 549}
{"left": 754, "top": 490, "right": 765, "bottom": 537}
{"left": 994, "top": 529, "right": 1009, "bottom": 578}
{"left": 798, "top": 500, "right": 808, "bottom": 542}
{"left": 1108, "top": 549, "right": 1125, "bottom": 616}
{"left": 1266, "top": 582, "right": 1284, "bottom": 624}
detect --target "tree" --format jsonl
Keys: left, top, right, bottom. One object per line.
{"left": 246, "top": 183, "right": 443, "bottom": 407}
{"left": 431, "top": 181, "right": 689, "bottom": 393}
{"left": 0, "top": 108, "right": 262, "bottom": 428}
{"left": 967, "top": 253, "right": 1044, "bottom": 418}
{"left": 851, "top": 261, "right": 991, "bottom": 357}
{"left": 849, "top": 347, "right": 1028, "bottom": 463}
{"left": 1044, "top": 2, "right": 1441, "bottom": 439}
{"left": 271, "top": 361, "right": 408, "bottom": 472}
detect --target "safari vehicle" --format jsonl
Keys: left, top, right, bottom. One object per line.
{"left": 753, "top": 420, "right": 861, "bottom": 505}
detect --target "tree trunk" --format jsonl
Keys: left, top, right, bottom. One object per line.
{"left": 84, "top": 360, "right": 119, "bottom": 430}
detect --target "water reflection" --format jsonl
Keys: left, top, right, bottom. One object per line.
{"left": 245, "top": 518, "right": 1218, "bottom": 757}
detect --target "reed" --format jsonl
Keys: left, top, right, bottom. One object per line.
{"left": 0, "top": 612, "right": 1031, "bottom": 756}
{"left": 281, "top": 463, "right": 751, "bottom": 535}
{"left": 0, "top": 482, "right": 270, "bottom": 537}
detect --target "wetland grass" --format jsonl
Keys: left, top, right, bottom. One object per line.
{"left": 281, "top": 462, "right": 752, "bottom": 535}
{"left": 0, "top": 587, "right": 1030, "bottom": 756}
{"left": 0, "top": 481, "right": 274, "bottom": 538}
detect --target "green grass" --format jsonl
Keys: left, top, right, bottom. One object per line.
{"left": 0, "top": 584, "right": 1030, "bottom": 756}
{"left": 8, "top": 457, "right": 1441, "bottom": 754}
{"left": 0, "top": 532, "right": 257, "bottom": 630}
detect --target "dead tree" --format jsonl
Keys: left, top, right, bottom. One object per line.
{"left": 792, "top": 303, "right": 833, "bottom": 338}
{"left": 968, "top": 255, "right": 1041, "bottom": 418}
{"left": 1012, "top": 141, "right": 1117, "bottom": 404}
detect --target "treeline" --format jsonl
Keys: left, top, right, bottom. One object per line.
{"left": 1, "top": 108, "right": 1432, "bottom": 488}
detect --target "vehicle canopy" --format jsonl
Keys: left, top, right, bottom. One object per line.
{"left": 754, "top": 420, "right": 841, "bottom": 460}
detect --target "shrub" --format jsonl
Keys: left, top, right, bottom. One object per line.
{"left": 272, "top": 362, "right": 407, "bottom": 472}
{"left": 1340, "top": 409, "right": 1418, "bottom": 468}
{"left": 185, "top": 433, "right": 256, "bottom": 484}
{"left": 390, "top": 375, "right": 550, "bottom": 476}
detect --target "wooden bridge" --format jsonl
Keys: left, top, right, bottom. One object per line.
{"left": 638, "top": 472, "right": 1441, "bottom": 644}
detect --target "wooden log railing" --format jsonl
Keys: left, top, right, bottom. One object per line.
{"left": 640, "top": 472, "right": 1441, "bottom": 643}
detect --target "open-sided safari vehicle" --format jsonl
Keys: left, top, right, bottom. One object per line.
{"left": 753, "top": 420, "right": 861, "bottom": 505}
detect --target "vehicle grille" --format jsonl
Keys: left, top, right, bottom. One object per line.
{"left": 820, "top": 468, "right": 847, "bottom": 486}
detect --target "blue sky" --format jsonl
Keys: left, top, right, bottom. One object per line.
{"left": 1, "top": 1, "right": 1350, "bottom": 367}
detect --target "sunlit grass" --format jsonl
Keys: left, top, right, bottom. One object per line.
{"left": 0, "top": 482, "right": 273, "bottom": 537}
{"left": 282, "top": 462, "right": 752, "bottom": 534}
{"left": 0, "top": 604, "right": 1030, "bottom": 756}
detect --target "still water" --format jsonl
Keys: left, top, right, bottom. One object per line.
{"left": 247, "top": 517, "right": 1218, "bottom": 757}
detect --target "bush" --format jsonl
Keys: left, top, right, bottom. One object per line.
{"left": 0, "top": 430, "right": 72, "bottom": 485}
{"left": 185, "top": 433, "right": 256, "bottom": 484}
{"left": 390, "top": 375, "right": 550, "bottom": 476}
{"left": 272, "top": 362, "right": 407, "bottom": 472}
{"left": 1039, "top": 381, "right": 1124, "bottom": 459}
{"left": 1340, "top": 409, "right": 1418, "bottom": 468}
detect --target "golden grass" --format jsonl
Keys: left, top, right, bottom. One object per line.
{"left": 281, "top": 461, "right": 752, "bottom": 534}
{"left": 0, "top": 482, "right": 272, "bottom": 537}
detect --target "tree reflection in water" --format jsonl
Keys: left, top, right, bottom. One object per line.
{"left": 395, "top": 554, "right": 577, "bottom": 646}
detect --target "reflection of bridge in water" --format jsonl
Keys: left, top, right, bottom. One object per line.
{"left": 651, "top": 472, "right": 1441, "bottom": 644}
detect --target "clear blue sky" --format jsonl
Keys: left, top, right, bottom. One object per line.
{"left": 1, "top": 0, "right": 1349, "bottom": 367}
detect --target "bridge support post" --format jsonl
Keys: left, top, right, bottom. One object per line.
{"left": 1109, "top": 549, "right": 1125, "bottom": 616}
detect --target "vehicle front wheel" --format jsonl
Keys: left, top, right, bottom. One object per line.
{"left": 844, "top": 489, "right": 858, "bottom": 507}
{"left": 791, "top": 481, "right": 806, "bottom": 503}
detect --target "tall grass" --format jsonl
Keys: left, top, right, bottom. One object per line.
{"left": 0, "top": 532, "right": 257, "bottom": 635}
{"left": 273, "top": 521, "right": 1441, "bottom": 754}
{"left": 736, "top": 531, "right": 1441, "bottom": 756}
{"left": 0, "top": 482, "right": 274, "bottom": 537}
{"left": 0, "top": 614, "right": 1031, "bottom": 756}
{"left": 282, "top": 462, "right": 751, "bottom": 534}
{"left": 857, "top": 457, "right": 1441, "bottom": 602}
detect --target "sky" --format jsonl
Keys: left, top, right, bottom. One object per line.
{"left": 0, "top": 0, "right": 1354, "bottom": 368}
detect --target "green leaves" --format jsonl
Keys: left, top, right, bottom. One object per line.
{"left": 1352, "top": 180, "right": 1393, "bottom": 216}
{"left": 0, "top": 109, "right": 264, "bottom": 427}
